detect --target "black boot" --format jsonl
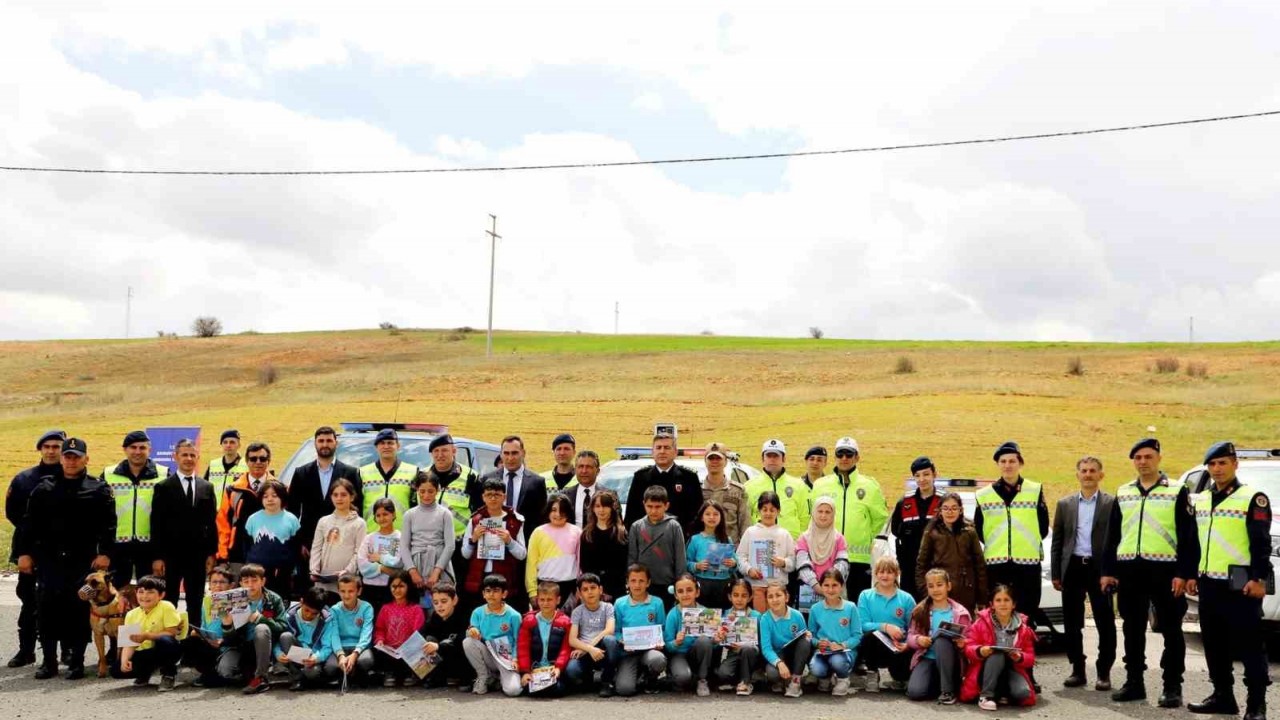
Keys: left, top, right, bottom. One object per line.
{"left": 1094, "top": 668, "right": 1112, "bottom": 692}
{"left": 33, "top": 659, "right": 58, "bottom": 680}
{"left": 1063, "top": 663, "right": 1087, "bottom": 688}
{"left": 1112, "top": 680, "right": 1146, "bottom": 702}
{"left": 1243, "top": 692, "right": 1266, "bottom": 720}
{"left": 6, "top": 650, "right": 37, "bottom": 668}
{"left": 1157, "top": 685, "right": 1182, "bottom": 708}
{"left": 1188, "top": 690, "right": 1239, "bottom": 715}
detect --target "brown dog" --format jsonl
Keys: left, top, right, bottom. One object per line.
{"left": 78, "top": 570, "right": 137, "bottom": 678}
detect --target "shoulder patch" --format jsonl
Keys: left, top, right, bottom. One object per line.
{"left": 856, "top": 488, "right": 866, "bottom": 500}
{"left": 1256, "top": 495, "right": 1269, "bottom": 508}
{"left": 784, "top": 486, "right": 794, "bottom": 498}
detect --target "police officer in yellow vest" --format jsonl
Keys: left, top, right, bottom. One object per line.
{"left": 101, "top": 430, "right": 163, "bottom": 589}
{"left": 543, "top": 433, "right": 578, "bottom": 492}
{"left": 974, "top": 441, "right": 1049, "bottom": 619}
{"left": 423, "top": 434, "right": 479, "bottom": 539}
{"left": 745, "top": 439, "right": 811, "bottom": 541}
{"left": 811, "top": 436, "right": 887, "bottom": 597}
{"left": 1101, "top": 438, "right": 1198, "bottom": 708}
{"left": 359, "top": 429, "right": 417, "bottom": 532}
{"left": 204, "top": 429, "right": 248, "bottom": 511}
{"left": 1185, "top": 442, "right": 1272, "bottom": 720}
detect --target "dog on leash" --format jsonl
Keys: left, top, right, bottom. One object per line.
{"left": 78, "top": 570, "right": 137, "bottom": 678}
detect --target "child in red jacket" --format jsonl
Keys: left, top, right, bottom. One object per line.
{"left": 960, "top": 584, "right": 1037, "bottom": 709}
{"left": 517, "top": 581, "right": 572, "bottom": 697}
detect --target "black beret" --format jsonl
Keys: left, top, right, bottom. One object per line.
{"left": 374, "top": 428, "right": 398, "bottom": 444}
{"left": 910, "top": 456, "right": 936, "bottom": 475}
{"left": 1203, "top": 441, "right": 1236, "bottom": 465}
{"left": 552, "top": 433, "right": 576, "bottom": 449}
{"left": 428, "top": 434, "right": 455, "bottom": 451}
{"left": 36, "top": 429, "right": 67, "bottom": 449}
{"left": 1128, "top": 438, "right": 1161, "bottom": 458}
{"left": 993, "top": 440, "right": 1023, "bottom": 462}
{"left": 122, "top": 430, "right": 150, "bottom": 447}
{"left": 804, "top": 446, "right": 827, "bottom": 459}
{"left": 220, "top": 429, "right": 240, "bottom": 442}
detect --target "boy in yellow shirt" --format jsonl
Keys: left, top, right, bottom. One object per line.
{"left": 117, "top": 575, "right": 188, "bottom": 691}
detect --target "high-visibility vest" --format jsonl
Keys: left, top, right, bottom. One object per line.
{"left": 542, "top": 469, "right": 578, "bottom": 493}
{"left": 810, "top": 471, "right": 886, "bottom": 562}
{"left": 746, "top": 472, "right": 812, "bottom": 541}
{"left": 976, "top": 480, "right": 1043, "bottom": 565}
{"left": 207, "top": 458, "right": 248, "bottom": 511}
{"left": 104, "top": 465, "right": 158, "bottom": 542}
{"left": 359, "top": 461, "right": 417, "bottom": 532}
{"left": 1116, "top": 478, "right": 1179, "bottom": 562}
{"left": 1195, "top": 484, "right": 1254, "bottom": 580}
{"left": 438, "top": 464, "right": 477, "bottom": 538}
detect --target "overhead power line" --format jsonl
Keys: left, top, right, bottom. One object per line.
{"left": 1, "top": 109, "right": 1276, "bottom": 177}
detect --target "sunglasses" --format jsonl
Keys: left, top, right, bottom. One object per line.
{"left": 247, "top": 455, "right": 270, "bottom": 462}
{"left": 834, "top": 451, "right": 856, "bottom": 458}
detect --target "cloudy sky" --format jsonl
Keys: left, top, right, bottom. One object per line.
{"left": 3, "top": 1, "right": 1278, "bottom": 342}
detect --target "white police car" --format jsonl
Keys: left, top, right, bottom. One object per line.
{"left": 276, "top": 422, "right": 501, "bottom": 487}
{"left": 596, "top": 446, "right": 761, "bottom": 516}
{"left": 871, "top": 478, "right": 1066, "bottom": 640}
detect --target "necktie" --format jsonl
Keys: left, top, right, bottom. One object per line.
{"left": 252, "top": 479, "right": 261, "bottom": 494}
{"left": 184, "top": 477, "right": 194, "bottom": 507}
{"left": 507, "top": 471, "right": 517, "bottom": 501}
{"left": 581, "top": 488, "right": 591, "bottom": 522}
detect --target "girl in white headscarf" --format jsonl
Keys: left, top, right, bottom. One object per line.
{"left": 796, "top": 496, "right": 850, "bottom": 599}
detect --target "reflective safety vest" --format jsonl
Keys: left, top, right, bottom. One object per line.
{"left": 542, "top": 469, "right": 577, "bottom": 494}
{"left": 746, "top": 472, "right": 813, "bottom": 541}
{"left": 976, "top": 480, "right": 1043, "bottom": 565}
{"left": 207, "top": 458, "right": 249, "bottom": 511}
{"left": 810, "top": 471, "right": 885, "bottom": 562}
{"left": 1195, "top": 484, "right": 1254, "bottom": 580}
{"left": 360, "top": 461, "right": 417, "bottom": 532}
{"left": 104, "top": 464, "right": 158, "bottom": 542}
{"left": 1116, "top": 477, "right": 1179, "bottom": 562}
{"left": 439, "top": 464, "right": 477, "bottom": 538}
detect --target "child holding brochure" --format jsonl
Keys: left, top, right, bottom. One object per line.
{"left": 663, "top": 574, "right": 717, "bottom": 696}
{"left": 565, "top": 573, "right": 618, "bottom": 696}
{"left": 759, "top": 581, "right": 810, "bottom": 698}
{"left": 612, "top": 563, "right": 667, "bottom": 697}
{"left": 114, "top": 575, "right": 187, "bottom": 691}
{"left": 686, "top": 500, "right": 737, "bottom": 610}
{"left": 807, "top": 569, "right": 861, "bottom": 696}
{"left": 906, "top": 568, "right": 971, "bottom": 704}
{"left": 187, "top": 565, "right": 237, "bottom": 687}
{"left": 960, "top": 585, "right": 1037, "bottom": 709}
{"left": 276, "top": 587, "right": 338, "bottom": 690}
{"left": 737, "top": 491, "right": 796, "bottom": 612}
{"left": 713, "top": 578, "right": 761, "bottom": 696}
{"left": 461, "top": 479, "right": 526, "bottom": 615}
{"left": 857, "top": 556, "right": 916, "bottom": 692}
{"left": 462, "top": 573, "right": 524, "bottom": 697}
{"left": 373, "top": 570, "right": 427, "bottom": 687}
{"left": 357, "top": 498, "right": 404, "bottom": 613}
{"left": 516, "top": 581, "right": 572, "bottom": 697}
{"left": 421, "top": 583, "right": 470, "bottom": 689}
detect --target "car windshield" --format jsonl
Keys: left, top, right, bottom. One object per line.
{"left": 278, "top": 435, "right": 496, "bottom": 486}
{"left": 595, "top": 459, "right": 760, "bottom": 505}
{"left": 1239, "top": 465, "right": 1280, "bottom": 498}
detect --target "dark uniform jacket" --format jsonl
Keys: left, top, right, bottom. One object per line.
{"left": 20, "top": 471, "right": 116, "bottom": 590}
{"left": 623, "top": 464, "right": 702, "bottom": 531}
{"left": 5, "top": 462, "right": 60, "bottom": 562}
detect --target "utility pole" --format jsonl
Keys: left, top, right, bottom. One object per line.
{"left": 485, "top": 215, "right": 501, "bottom": 358}
{"left": 125, "top": 286, "right": 133, "bottom": 339}
{"left": 614, "top": 301, "right": 619, "bottom": 335}
{"left": 1189, "top": 316, "right": 1194, "bottom": 343}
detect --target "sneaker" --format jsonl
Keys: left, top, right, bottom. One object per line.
{"left": 717, "top": 682, "right": 735, "bottom": 692}
{"left": 736, "top": 682, "right": 753, "bottom": 696}
{"left": 696, "top": 679, "right": 710, "bottom": 697}
{"left": 133, "top": 676, "right": 151, "bottom": 686}
{"left": 770, "top": 681, "right": 784, "bottom": 694}
{"left": 785, "top": 678, "right": 803, "bottom": 698}
{"left": 242, "top": 676, "right": 270, "bottom": 695}
{"left": 158, "top": 676, "right": 175, "bottom": 693}
{"left": 817, "top": 678, "right": 832, "bottom": 693}
{"left": 472, "top": 678, "right": 490, "bottom": 695}
{"left": 864, "top": 669, "right": 880, "bottom": 693}
{"left": 598, "top": 683, "right": 616, "bottom": 698}
{"left": 979, "top": 696, "right": 997, "bottom": 711}
{"left": 939, "top": 691, "right": 957, "bottom": 705}
{"left": 289, "top": 680, "right": 305, "bottom": 692}
{"left": 384, "top": 675, "right": 400, "bottom": 688}
{"left": 884, "top": 679, "right": 907, "bottom": 692}
{"left": 832, "top": 677, "right": 851, "bottom": 697}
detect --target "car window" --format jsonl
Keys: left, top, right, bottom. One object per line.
{"left": 279, "top": 436, "right": 468, "bottom": 486}
{"left": 1238, "top": 465, "right": 1280, "bottom": 498}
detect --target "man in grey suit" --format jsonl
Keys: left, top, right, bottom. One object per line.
{"left": 1052, "top": 455, "right": 1117, "bottom": 691}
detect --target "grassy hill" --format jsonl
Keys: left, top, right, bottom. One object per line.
{"left": 3, "top": 328, "right": 1278, "bottom": 561}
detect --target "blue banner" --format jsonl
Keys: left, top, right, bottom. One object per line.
{"left": 147, "top": 426, "right": 202, "bottom": 473}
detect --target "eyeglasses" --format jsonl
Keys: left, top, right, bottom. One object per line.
{"left": 247, "top": 455, "right": 270, "bottom": 462}
{"left": 834, "top": 451, "right": 856, "bottom": 458}
{"left": 940, "top": 505, "right": 962, "bottom": 512}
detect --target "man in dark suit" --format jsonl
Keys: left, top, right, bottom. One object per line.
{"left": 561, "top": 450, "right": 602, "bottom": 527}
{"left": 287, "top": 426, "right": 363, "bottom": 591}
{"left": 623, "top": 432, "right": 701, "bottom": 529}
{"left": 1051, "top": 455, "right": 1117, "bottom": 691}
{"left": 474, "top": 435, "right": 547, "bottom": 543}
{"left": 151, "top": 438, "right": 218, "bottom": 629}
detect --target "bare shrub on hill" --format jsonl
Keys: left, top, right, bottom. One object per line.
{"left": 894, "top": 356, "right": 916, "bottom": 374}
{"left": 258, "top": 363, "right": 279, "bottom": 386}
{"left": 809, "top": 326, "right": 824, "bottom": 339}
{"left": 1186, "top": 361, "right": 1209, "bottom": 378}
{"left": 1066, "top": 356, "right": 1085, "bottom": 376}
{"left": 192, "top": 316, "right": 223, "bottom": 338}
{"left": 1152, "top": 357, "right": 1180, "bottom": 373}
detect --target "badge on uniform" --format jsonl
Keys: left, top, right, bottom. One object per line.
{"left": 785, "top": 486, "right": 794, "bottom": 498}
{"left": 674, "top": 484, "right": 683, "bottom": 493}
{"left": 856, "top": 488, "right": 866, "bottom": 500}
{"left": 1258, "top": 495, "right": 1269, "bottom": 508}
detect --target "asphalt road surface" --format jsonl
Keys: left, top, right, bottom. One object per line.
{"left": 0, "top": 575, "right": 1274, "bottom": 720}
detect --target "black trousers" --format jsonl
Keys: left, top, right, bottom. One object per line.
{"left": 859, "top": 633, "right": 912, "bottom": 680}
{"left": 986, "top": 563, "right": 1042, "bottom": 627}
{"left": 16, "top": 572, "right": 38, "bottom": 655}
{"left": 1197, "top": 577, "right": 1270, "bottom": 696}
{"left": 1116, "top": 560, "right": 1185, "bottom": 687}
{"left": 1061, "top": 556, "right": 1115, "bottom": 673}
{"left": 109, "top": 542, "right": 154, "bottom": 588}
{"left": 37, "top": 585, "right": 89, "bottom": 666}
{"left": 163, "top": 555, "right": 208, "bottom": 629}
{"left": 846, "top": 563, "right": 872, "bottom": 598}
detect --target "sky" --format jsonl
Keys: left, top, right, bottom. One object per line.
{"left": 2, "top": 1, "right": 1279, "bottom": 342}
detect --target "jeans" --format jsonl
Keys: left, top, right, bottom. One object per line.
{"left": 764, "top": 638, "right": 812, "bottom": 685}
{"left": 323, "top": 647, "right": 375, "bottom": 680}
{"left": 462, "top": 636, "right": 523, "bottom": 697}
{"left": 564, "top": 636, "right": 619, "bottom": 687}
{"left": 809, "top": 650, "right": 853, "bottom": 679}
{"left": 715, "top": 645, "right": 760, "bottom": 685}
{"left": 278, "top": 632, "right": 338, "bottom": 684}
{"left": 979, "top": 652, "right": 1032, "bottom": 701}
{"left": 907, "top": 637, "right": 960, "bottom": 700}
{"left": 860, "top": 633, "right": 912, "bottom": 680}
{"left": 612, "top": 646, "right": 666, "bottom": 697}
{"left": 216, "top": 624, "right": 273, "bottom": 680}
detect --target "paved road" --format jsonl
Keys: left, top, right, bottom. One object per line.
{"left": 0, "top": 575, "right": 1274, "bottom": 720}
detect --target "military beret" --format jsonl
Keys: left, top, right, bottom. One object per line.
{"left": 993, "top": 440, "right": 1023, "bottom": 462}
{"left": 36, "top": 429, "right": 67, "bottom": 449}
{"left": 804, "top": 446, "right": 827, "bottom": 459}
{"left": 552, "top": 433, "right": 576, "bottom": 449}
{"left": 428, "top": 434, "right": 455, "bottom": 451}
{"left": 374, "top": 428, "right": 398, "bottom": 444}
{"left": 1128, "top": 437, "right": 1161, "bottom": 458}
{"left": 220, "top": 429, "right": 240, "bottom": 442}
{"left": 122, "top": 430, "right": 150, "bottom": 447}
{"left": 1203, "top": 441, "right": 1236, "bottom": 465}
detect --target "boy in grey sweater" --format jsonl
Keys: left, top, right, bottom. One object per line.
{"left": 627, "top": 485, "right": 686, "bottom": 610}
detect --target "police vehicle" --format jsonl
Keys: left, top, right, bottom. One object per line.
{"left": 276, "top": 422, "right": 500, "bottom": 487}
{"left": 597, "top": 446, "right": 761, "bottom": 516}
{"left": 1179, "top": 448, "right": 1280, "bottom": 641}
{"left": 870, "top": 477, "right": 1066, "bottom": 640}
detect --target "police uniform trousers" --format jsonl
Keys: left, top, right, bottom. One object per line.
{"left": 1196, "top": 577, "right": 1271, "bottom": 696}
{"left": 1115, "top": 559, "right": 1185, "bottom": 687}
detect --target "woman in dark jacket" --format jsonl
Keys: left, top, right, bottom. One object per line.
{"left": 915, "top": 492, "right": 988, "bottom": 612}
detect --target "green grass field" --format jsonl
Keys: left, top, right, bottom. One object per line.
{"left": 3, "top": 328, "right": 1278, "bottom": 563}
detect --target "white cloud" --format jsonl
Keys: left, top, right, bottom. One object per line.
{"left": 631, "top": 92, "right": 665, "bottom": 114}
{"left": 265, "top": 35, "right": 349, "bottom": 71}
